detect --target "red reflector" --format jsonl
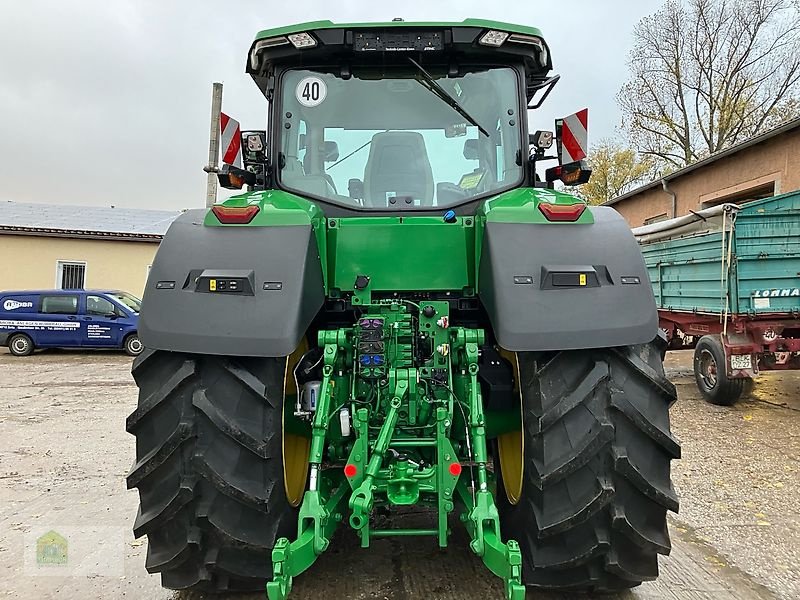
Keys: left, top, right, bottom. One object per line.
{"left": 211, "top": 205, "right": 259, "bottom": 224}
{"left": 449, "top": 462, "right": 462, "bottom": 476}
{"left": 344, "top": 464, "right": 358, "bottom": 478}
{"left": 538, "top": 202, "right": 586, "bottom": 222}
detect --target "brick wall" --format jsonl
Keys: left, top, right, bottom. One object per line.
{"left": 611, "top": 126, "right": 800, "bottom": 227}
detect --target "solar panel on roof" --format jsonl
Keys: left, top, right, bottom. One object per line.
{"left": 0, "top": 201, "right": 182, "bottom": 236}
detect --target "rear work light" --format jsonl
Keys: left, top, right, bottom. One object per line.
{"left": 211, "top": 205, "right": 260, "bottom": 224}
{"left": 479, "top": 30, "right": 510, "bottom": 46}
{"left": 287, "top": 32, "right": 317, "bottom": 49}
{"left": 538, "top": 202, "right": 587, "bottom": 222}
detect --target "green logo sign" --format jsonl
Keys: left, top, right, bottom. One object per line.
{"left": 36, "top": 530, "right": 68, "bottom": 566}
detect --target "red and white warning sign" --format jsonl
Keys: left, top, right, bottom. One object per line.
{"left": 558, "top": 108, "right": 588, "bottom": 164}
{"left": 220, "top": 112, "right": 242, "bottom": 167}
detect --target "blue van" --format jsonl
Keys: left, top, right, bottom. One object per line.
{"left": 0, "top": 289, "right": 142, "bottom": 356}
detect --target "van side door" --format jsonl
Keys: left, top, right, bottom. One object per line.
{"left": 38, "top": 294, "right": 82, "bottom": 348}
{"left": 81, "top": 294, "right": 124, "bottom": 347}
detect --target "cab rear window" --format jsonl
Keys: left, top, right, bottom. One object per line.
{"left": 40, "top": 295, "right": 79, "bottom": 315}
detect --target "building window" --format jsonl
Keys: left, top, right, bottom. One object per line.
{"left": 56, "top": 261, "right": 86, "bottom": 290}
{"left": 644, "top": 213, "right": 669, "bottom": 225}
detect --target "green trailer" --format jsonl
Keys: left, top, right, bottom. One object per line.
{"left": 634, "top": 192, "right": 800, "bottom": 405}
{"left": 126, "top": 19, "right": 679, "bottom": 599}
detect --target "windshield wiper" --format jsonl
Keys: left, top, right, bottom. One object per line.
{"left": 407, "top": 57, "right": 489, "bottom": 137}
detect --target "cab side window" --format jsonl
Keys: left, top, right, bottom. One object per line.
{"left": 40, "top": 295, "right": 78, "bottom": 315}
{"left": 86, "top": 295, "right": 117, "bottom": 316}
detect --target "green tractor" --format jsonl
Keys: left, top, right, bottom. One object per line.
{"left": 127, "top": 19, "right": 679, "bottom": 599}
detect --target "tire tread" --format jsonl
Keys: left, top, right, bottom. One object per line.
{"left": 127, "top": 351, "right": 295, "bottom": 592}
{"left": 498, "top": 339, "right": 679, "bottom": 591}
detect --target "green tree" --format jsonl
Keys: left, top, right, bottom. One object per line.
{"left": 577, "top": 142, "right": 656, "bottom": 205}
{"left": 619, "top": 0, "right": 800, "bottom": 169}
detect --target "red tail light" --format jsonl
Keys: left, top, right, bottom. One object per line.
{"left": 538, "top": 202, "right": 586, "bottom": 222}
{"left": 211, "top": 205, "right": 260, "bottom": 224}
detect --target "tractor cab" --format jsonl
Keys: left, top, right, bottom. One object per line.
{"left": 222, "top": 19, "right": 583, "bottom": 213}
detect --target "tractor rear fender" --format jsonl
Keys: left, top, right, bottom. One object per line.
{"left": 479, "top": 206, "right": 657, "bottom": 351}
{"left": 139, "top": 210, "right": 324, "bottom": 357}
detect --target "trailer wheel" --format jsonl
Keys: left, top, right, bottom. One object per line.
{"left": 496, "top": 337, "right": 680, "bottom": 591}
{"left": 126, "top": 349, "right": 301, "bottom": 592}
{"left": 693, "top": 335, "right": 744, "bottom": 405}
{"left": 8, "top": 333, "right": 34, "bottom": 356}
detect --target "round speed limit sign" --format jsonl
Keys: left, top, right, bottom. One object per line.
{"left": 296, "top": 76, "right": 327, "bottom": 107}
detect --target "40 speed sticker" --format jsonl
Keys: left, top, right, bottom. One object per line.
{"left": 296, "top": 76, "right": 327, "bottom": 107}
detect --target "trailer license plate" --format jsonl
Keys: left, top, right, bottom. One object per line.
{"left": 730, "top": 354, "right": 752, "bottom": 370}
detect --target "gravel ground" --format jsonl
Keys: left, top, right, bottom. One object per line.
{"left": 665, "top": 350, "right": 800, "bottom": 599}
{"left": 0, "top": 348, "right": 797, "bottom": 599}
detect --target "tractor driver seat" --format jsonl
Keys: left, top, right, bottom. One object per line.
{"left": 363, "top": 132, "right": 434, "bottom": 207}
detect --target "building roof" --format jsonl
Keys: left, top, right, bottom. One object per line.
{"left": 605, "top": 116, "right": 800, "bottom": 207}
{"left": 0, "top": 201, "right": 183, "bottom": 241}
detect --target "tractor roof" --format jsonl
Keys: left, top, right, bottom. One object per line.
{"left": 253, "top": 19, "right": 545, "bottom": 42}
{"left": 247, "top": 19, "right": 553, "bottom": 100}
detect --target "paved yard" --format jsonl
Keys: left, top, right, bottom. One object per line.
{"left": 0, "top": 348, "right": 798, "bottom": 599}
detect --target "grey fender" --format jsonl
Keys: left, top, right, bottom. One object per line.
{"left": 140, "top": 210, "right": 324, "bottom": 357}
{"left": 478, "top": 206, "right": 658, "bottom": 351}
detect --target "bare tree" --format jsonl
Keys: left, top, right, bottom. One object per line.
{"left": 619, "top": 0, "right": 800, "bottom": 169}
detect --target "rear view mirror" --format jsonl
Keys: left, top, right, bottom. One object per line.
{"left": 322, "top": 141, "right": 339, "bottom": 162}
{"left": 463, "top": 139, "right": 480, "bottom": 160}
{"left": 348, "top": 178, "right": 364, "bottom": 200}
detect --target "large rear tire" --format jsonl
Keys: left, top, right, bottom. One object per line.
{"left": 496, "top": 337, "right": 680, "bottom": 591}
{"left": 126, "top": 349, "right": 297, "bottom": 591}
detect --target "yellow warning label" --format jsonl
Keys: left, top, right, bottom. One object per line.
{"left": 210, "top": 279, "right": 217, "bottom": 291}
{"left": 458, "top": 171, "right": 486, "bottom": 190}
{"left": 579, "top": 274, "right": 587, "bottom": 286}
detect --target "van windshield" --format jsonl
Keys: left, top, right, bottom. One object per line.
{"left": 278, "top": 66, "right": 523, "bottom": 209}
{"left": 112, "top": 292, "right": 142, "bottom": 314}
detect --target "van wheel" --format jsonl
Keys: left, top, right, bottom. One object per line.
{"left": 9, "top": 333, "right": 34, "bottom": 356}
{"left": 124, "top": 334, "right": 144, "bottom": 357}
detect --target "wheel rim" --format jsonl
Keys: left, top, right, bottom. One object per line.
{"left": 496, "top": 350, "right": 524, "bottom": 505}
{"left": 698, "top": 349, "right": 718, "bottom": 390}
{"left": 12, "top": 337, "right": 29, "bottom": 354}
{"left": 128, "top": 337, "right": 143, "bottom": 354}
{"left": 282, "top": 339, "right": 311, "bottom": 507}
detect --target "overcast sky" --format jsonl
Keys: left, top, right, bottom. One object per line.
{"left": 0, "top": 0, "right": 664, "bottom": 210}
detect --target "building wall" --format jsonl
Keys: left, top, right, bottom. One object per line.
{"left": 0, "top": 235, "right": 159, "bottom": 297}
{"left": 612, "top": 127, "right": 800, "bottom": 227}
